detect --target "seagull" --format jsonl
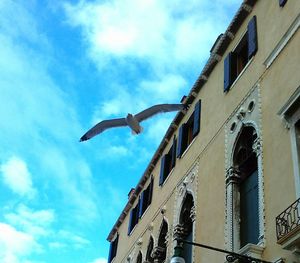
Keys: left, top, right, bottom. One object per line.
{"left": 80, "top": 103, "right": 185, "bottom": 142}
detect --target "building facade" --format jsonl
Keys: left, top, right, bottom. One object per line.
{"left": 107, "top": 0, "right": 300, "bottom": 262}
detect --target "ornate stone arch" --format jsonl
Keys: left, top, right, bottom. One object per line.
{"left": 135, "top": 251, "right": 142, "bottom": 263}
{"left": 145, "top": 234, "right": 155, "bottom": 263}
{"left": 172, "top": 163, "right": 199, "bottom": 263}
{"left": 224, "top": 85, "right": 265, "bottom": 257}
{"left": 152, "top": 218, "right": 169, "bottom": 263}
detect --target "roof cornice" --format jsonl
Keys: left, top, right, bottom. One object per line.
{"left": 107, "top": 0, "right": 257, "bottom": 241}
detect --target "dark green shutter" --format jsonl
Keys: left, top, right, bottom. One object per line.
{"left": 224, "top": 52, "right": 234, "bottom": 92}
{"left": 279, "top": 0, "right": 287, "bottom": 7}
{"left": 177, "top": 124, "right": 188, "bottom": 158}
{"left": 240, "top": 170, "right": 259, "bottom": 246}
{"left": 247, "top": 16, "right": 258, "bottom": 60}
{"left": 159, "top": 155, "right": 166, "bottom": 186}
{"left": 127, "top": 210, "right": 134, "bottom": 235}
{"left": 171, "top": 137, "right": 177, "bottom": 168}
{"left": 112, "top": 235, "right": 119, "bottom": 259}
{"left": 148, "top": 177, "right": 153, "bottom": 205}
{"left": 108, "top": 242, "right": 113, "bottom": 263}
{"left": 192, "top": 100, "right": 201, "bottom": 137}
{"left": 138, "top": 194, "right": 144, "bottom": 218}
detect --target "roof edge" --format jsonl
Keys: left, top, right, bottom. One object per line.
{"left": 107, "top": 0, "right": 257, "bottom": 242}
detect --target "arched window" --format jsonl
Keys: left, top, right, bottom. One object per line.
{"left": 157, "top": 219, "right": 168, "bottom": 262}
{"left": 179, "top": 193, "right": 194, "bottom": 263}
{"left": 136, "top": 251, "right": 142, "bottom": 263}
{"left": 146, "top": 236, "right": 154, "bottom": 262}
{"left": 233, "top": 126, "right": 259, "bottom": 247}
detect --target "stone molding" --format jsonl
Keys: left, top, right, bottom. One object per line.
{"left": 224, "top": 85, "right": 266, "bottom": 251}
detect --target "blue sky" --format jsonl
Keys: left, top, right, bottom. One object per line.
{"left": 0, "top": 1, "right": 240, "bottom": 262}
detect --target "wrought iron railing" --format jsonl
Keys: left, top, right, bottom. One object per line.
{"left": 276, "top": 197, "right": 300, "bottom": 242}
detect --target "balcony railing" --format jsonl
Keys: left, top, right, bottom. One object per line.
{"left": 276, "top": 197, "right": 300, "bottom": 243}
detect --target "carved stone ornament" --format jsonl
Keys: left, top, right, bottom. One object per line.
{"left": 160, "top": 206, "right": 167, "bottom": 215}
{"left": 147, "top": 222, "right": 154, "bottom": 231}
{"left": 190, "top": 205, "right": 196, "bottom": 222}
{"left": 190, "top": 172, "right": 196, "bottom": 183}
{"left": 151, "top": 246, "right": 166, "bottom": 261}
{"left": 173, "top": 224, "right": 189, "bottom": 240}
{"left": 136, "top": 238, "right": 143, "bottom": 247}
{"left": 252, "top": 137, "right": 262, "bottom": 156}
{"left": 225, "top": 167, "right": 241, "bottom": 185}
{"left": 178, "top": 186, "right": 185, "bottom": 196}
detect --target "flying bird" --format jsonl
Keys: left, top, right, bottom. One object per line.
{"left": 80, "top": 103, "right": 185, "bottom": 142}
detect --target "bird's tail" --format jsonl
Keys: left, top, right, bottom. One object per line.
{"left": 131, "top": 126, "right": 143, "bottom": 135}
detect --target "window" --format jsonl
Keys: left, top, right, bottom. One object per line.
{"left": 278, "top": 87, "right": 300, "bottom": 198}
{"left": 233, "top": 126, "right": 259, "bottom": 247}
{"left": 159, "top": 137, "right": 177, "bottom": 186}
{"left": 179, "top": 194, "right": 194, "bottom": 263}
{"left": 138, "top": 177, "right": 153, "bottom": 217}
{"left": 128, "top": 177, "right": 154, "bottom": 235}
{"left": 156, "top": 220, "right": 168, "bottom": 262}
{"left": 146, "top": 236, "right": 154, "bottom": 263}
{"left": 108, "top": 234, "right": 119, "bottom": 263}
{"left": 128, "top": 203, "right": 139, "bottom": 235}
{"left": 224, "top": 16, "right": 258, "bottom": 92}
{"left": 279, "top": 0, "right": 288, "bottom": 7}
{"left": 177, "top": 100, "right": 201, "bottom": 158}
{"left": 136, "top": 251, "right": 142, "bottom": 263}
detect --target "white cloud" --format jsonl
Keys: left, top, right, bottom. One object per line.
{"left": 140, "top": 74, "right": 187, "bottom": 101}
{"left": 64, "top": 0, "right": 238, "bottom": 145}
{"left": 64, "top": 0, "right": 234, "bottom": 71}
{"left": 144, "top": 114, "right": 175, "bottom": 144}
{"left": 0, "top": 157, "right": 36, "bottom": 198}
{"left": 4, "top": 204, "right": 55, "bottom": 238}
{"left": 107, "top": 146, "right": 129, "bottom": 157}
{"left": 89, "top": 258, "right": 107, "bottom": 263}
{"left": 64, "top": 0, "right": 168, "bottom": 60}
{"left": 57, "top": 230, "right": 90, "bottom": 249}
{"left": 0, "top": 223, "right": 40, "bottom": 263}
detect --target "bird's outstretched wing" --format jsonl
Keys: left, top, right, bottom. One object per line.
{"left": 135, "top": 104, "right": 184, "bottom": 122}
{"left": 80, "top": 118, "right": 127, "bottom": 142}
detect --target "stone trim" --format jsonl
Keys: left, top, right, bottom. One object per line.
{"left": 172, "top": 162, "right": 199, "bottom": 263}
{"left": 224, "top": 85, "right": 266, "bottom": 251}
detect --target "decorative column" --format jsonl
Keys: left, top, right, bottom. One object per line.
{"left": 252, "top": 136, "right": 265, "bottom": 245}
{"left": 225, "top": 167, "right": 241, "bottom": 251}
{"left": 190, "top": 205, "right": 196, "bottom": 223}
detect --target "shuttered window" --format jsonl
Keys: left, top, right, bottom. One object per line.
{"left": 159, "top": 137, "right": 177, "bottom": 186}
{"left": 139, "top": 177, "right": 153, "bottom": 217}
{"left": 177, "top": 123, "right": 188, "bottom": 158}
{"left": 193, "top": 100, "right": 201, "bottom": 137}
{"left": 279, "top": 0, "right": 287, "bottom": 7}
{"left": 224, "top": 16, "right": 258, "bottom": 92}
{"left": 177, "top": 100, "right": 201, "bottom": 157}
{"left": 247, "top": 16, "right": 258, "bottom": 60}
{"left": 108, "top": 234, "right": 119, "bottom": 263}
{"left": 128, "top": 203, "right": 139, "bottom": 235}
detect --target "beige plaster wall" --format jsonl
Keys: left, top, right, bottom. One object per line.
{"left": 112, "top": 1, "right": 300, "bottom": 262}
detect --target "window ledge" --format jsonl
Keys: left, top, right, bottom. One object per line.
{"left": 140, "top": 205, "right": 151, "bottom": 220}
{"left": 181, "top": 137, "right": 197, "bottom": 159}
{"left": 229, "top": 56, "right": 254, "bottom": 91}
{"left": 128, "top": 224, "right": 137, "bottom": 236}
{"left": 238, "top": 243, "right": 265, "bottom": 260}
{"left": 161, "top": 168, "right": 174, "bottom": 187}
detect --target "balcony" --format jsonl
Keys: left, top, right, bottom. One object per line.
{"left": 276, "top": 198, "right": 300, "bottom": 253}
